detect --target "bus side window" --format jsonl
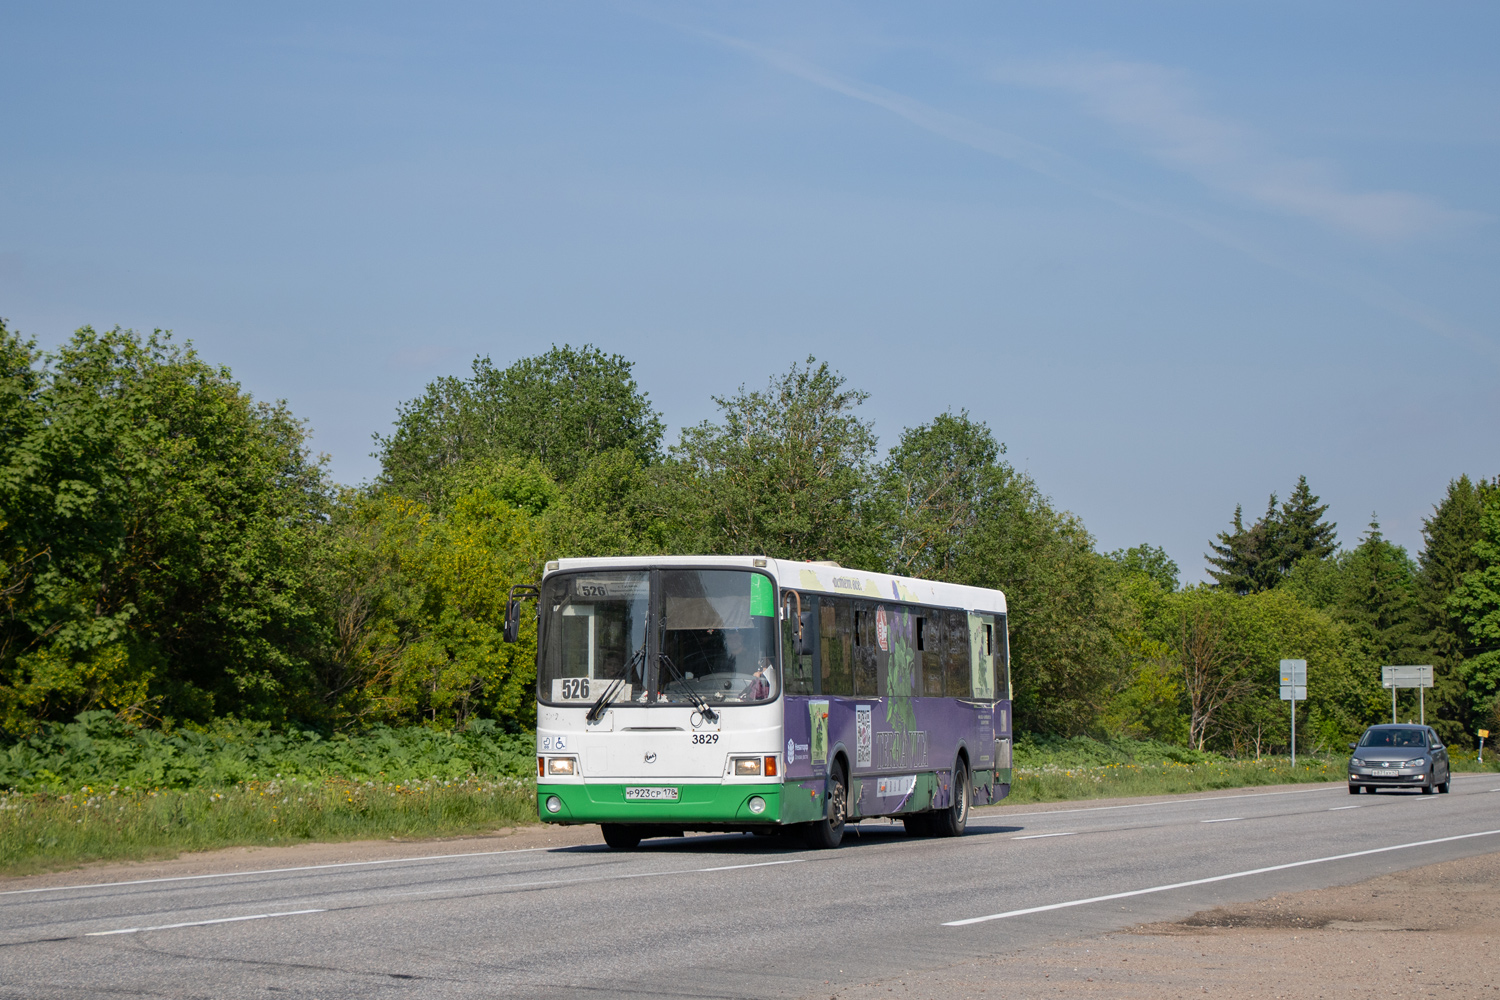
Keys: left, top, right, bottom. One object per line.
{"left": 821, "top": 598, "right": 853, "bottom": 696}
{"left": 782, "top": 591, "right": 816, "bottom": 695}
{"left": 943, "top": 609, "right": 971, "bottom": 698}
{"left": 853, "top": 601, "right": 878, "bottom": 696}
{"left": 918, "top": 614, "right": 944, "bottom": 697}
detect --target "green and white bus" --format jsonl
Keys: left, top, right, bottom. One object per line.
{"left": 509, "top": 555, "right": 1013, "bottom": 849}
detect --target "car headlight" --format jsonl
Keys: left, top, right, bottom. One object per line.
{"left": 732, "top": 757, "right": 762, "bottom": 776}
{"left": 547, "top": 756, "right": 577, "bottom": 776}
{"left": 1402, "top": 758, "right": 1427, "bottom": 768}
{"left": 1350, "top": 758, "right": 1365, "bottom": 766}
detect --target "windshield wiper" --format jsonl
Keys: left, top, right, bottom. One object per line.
{"left": 657, "top": 652, "right": 719, "bottom": 724}
{"left": 586, "top": 643, "right": 645, "bottom": 723}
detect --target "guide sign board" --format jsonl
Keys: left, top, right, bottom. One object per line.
{"left": 1382, "top": 665, "right": 1434, "bottom": 724}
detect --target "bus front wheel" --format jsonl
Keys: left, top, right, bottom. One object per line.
{"left": 601, "top": 824, "right": 642, "bottom": 850}
{"left": 802, "top": 762, "right": 847, "bottom": 850}
{"left": 932, "top": 761, "right": 970, "bottom": 838}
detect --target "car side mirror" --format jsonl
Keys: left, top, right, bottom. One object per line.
{"left": 1347, "top": 743, "right": 1357, "bottom": 750}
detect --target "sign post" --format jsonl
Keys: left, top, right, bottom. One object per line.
{"left": 1481, "top": 729, "right": 1490, "bottom": 764}
{"left": 1382, "top": 666, "right": 1434, "bottom": 724}
{"left": 1279, "top": 659, "right": 1307, "bottom": 766}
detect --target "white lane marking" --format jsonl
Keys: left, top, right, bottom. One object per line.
{"left": 943, "top": 828, "right": 1500, "bottom": 927}
{"left": 1329, "top": 805, "right": 1360, "bottom": 811}
{"left": 370, "top": 858, "right": 807, "bottom": 904}
{"left": 1, "top": 846, "right": 558, "bottom": 897}
{"left": 1201, "top": 817, "right": 1241, "bottom": 823}
{"left": 86, "top": 909, "right": 325, "bottom": 936}
{"left": 1012, "top": 832, "right": 1077, "bottom": 841}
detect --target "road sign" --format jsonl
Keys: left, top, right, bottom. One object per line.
{"left": 1382, "top": 665, "right": 1433, "bottom": 688}
{"left": 1279, "top": 660, "right": 1308, "bottom": 766}
{"left": 1382, "top": 665, "right": 1434, "bottom": 724}
{"left": 1280, "top": 659, "right": 1307, "bottom": 687}
{"left": 1481, "top": 730, "right": 1491, "bottom": 739}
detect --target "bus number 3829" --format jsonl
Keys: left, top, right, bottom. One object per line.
{"left": 691, "top": 733, "right": 719, "bottom": 744}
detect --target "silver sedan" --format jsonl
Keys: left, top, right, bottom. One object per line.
{"left": 1347, "top": 724, "right": 1451, "bottom": 794}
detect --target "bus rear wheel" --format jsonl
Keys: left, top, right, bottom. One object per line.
{"left": 931, "top": 761, "right": 970, "bottom": 838}
{"left": 601, "top": 824, "right": 642, "bottom": 850}
{"left": 803, "top": 762, "right": 847, "bottom": 850}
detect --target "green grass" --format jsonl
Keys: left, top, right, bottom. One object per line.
{"left": 0, "top": 775, "right": 538, "bottom": 877}
{"left": 1004, "top": 756, "right": 1345, "bottom": 805}
{"left": 5, "top": 717, "right": 1496, "bottom": 878}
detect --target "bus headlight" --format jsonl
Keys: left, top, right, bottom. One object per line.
{"left": 547, "top": 757, "right": 577, "bottom": 776}
{"left": 733, "top": 757, "right": 761, "bottom": 776}
{"left": 747, "top": 796, "right": 766, "bottom": 814}
{"left": 545, "top": 795, "right": 562, "bottom": 813}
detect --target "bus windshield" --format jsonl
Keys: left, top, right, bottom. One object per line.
{"left": 658, "top": 569, "right": 778, "bottom": 706}
{"left": 537, "top": 568, "right": 778, "bottom": 707}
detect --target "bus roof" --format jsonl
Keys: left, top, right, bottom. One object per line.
{"left": 548, "top": 555, "right": 1007, "bottom": 615}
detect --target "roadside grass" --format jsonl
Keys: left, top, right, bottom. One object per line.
{"left": 1003, "top": 739, "right": 1499, "bottom": 806}
{"left": 6, "top": 717, "right": 1495, "bottom": 877}
{"left": 1005, "top": 756, "right": 1344, "bottom": 805}
{"left": 0, "top": 776, "right": 538, "bottom": 877}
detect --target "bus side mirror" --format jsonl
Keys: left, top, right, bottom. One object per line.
{"left": 503, "top": 600, "right": 520, "bottom": 644}
{"left": 502, "top": 583, "right": 540, "bottom": 644}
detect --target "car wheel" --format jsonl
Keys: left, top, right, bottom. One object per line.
{"left": 932, "top": 761, "right": 971, "bottom": 838}
{"left": 1421, "top": 783, "right": 1435, "bottom": 794}
{"left": 802, "top": 761, "right": 847, "bottom": 849}
{"left": 1438, "top": 779, "right": 1450, "bottom": 793}
{"left": 1348, "top": 783, "right": 1359, "bottom": 795}
{"left": 601, "top": 824, "right": 642, "bottom": 850}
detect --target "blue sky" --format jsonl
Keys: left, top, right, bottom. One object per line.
{"left": 3, "top": 2, "right": 1496, "bottom": 581}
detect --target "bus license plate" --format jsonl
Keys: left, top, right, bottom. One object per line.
{"left": 1370, "top": 769, "right": 1398, "bottom": 777}
{"left": 625, "top": 787, "right": 678, "bottom": 801}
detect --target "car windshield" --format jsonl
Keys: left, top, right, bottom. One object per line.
{"left": 657, "top": 569, "right": 778, "bottom": 706}
{"left": 1359, "top": 728, "right": 1428, "bottom": 748}
{"left": 537, "top": 568, "right": 778, "bottom": 706}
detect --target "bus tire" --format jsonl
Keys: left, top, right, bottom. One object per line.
{"left": 601, "top": 824, "right": 642, "bottom": 850}
{"left": 932, "top": 760, "right": 970, "bottom": 838}
{"left": 802, "top": 762, "right": 847, "bottom": 850}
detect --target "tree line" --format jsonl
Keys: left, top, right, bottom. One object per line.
{"left": 2, "top": 322, "right": 1497, "bottom": 751}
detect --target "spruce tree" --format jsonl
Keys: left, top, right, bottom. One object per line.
{"left": 1418, "top": 475, "right": 1498, "bottom": 736}
{"left": 1339, "top": 517, "right": 1422, "bottom": 669}
{"left": 1276, "top": 475, "right": 1338, "bottom": 573}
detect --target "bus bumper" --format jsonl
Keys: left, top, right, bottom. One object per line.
{"left": 538, "top": 782, "right": 783, "bottom": 825}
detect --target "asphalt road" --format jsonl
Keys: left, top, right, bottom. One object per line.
{"left": 4, "top": 775, "right": 1499, "bottom": 999}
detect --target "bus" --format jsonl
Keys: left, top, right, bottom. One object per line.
{"left": 507, "top": 555, "right": 1013, "bottom": 850}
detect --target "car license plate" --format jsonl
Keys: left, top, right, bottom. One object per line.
{"left": 624, "top": 787, "right": 678, "bottom": 801}
{"left": 1370, "top": 768, "right": 1398, "bottom": 777}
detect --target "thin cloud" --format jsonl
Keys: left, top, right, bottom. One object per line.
{"left": 668, "top": 24, "right": 1498, "bottom": 365}
{"left": 995, "top": 57, "right": 1472, "bottom": 242}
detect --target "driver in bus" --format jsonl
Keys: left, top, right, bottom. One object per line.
{"left": 742, "top": 659, "right": 772, "bottom": 701}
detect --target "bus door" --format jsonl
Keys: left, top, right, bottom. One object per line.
{"left": 968, "top": 613, "right": 1000, "bottom": 781}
